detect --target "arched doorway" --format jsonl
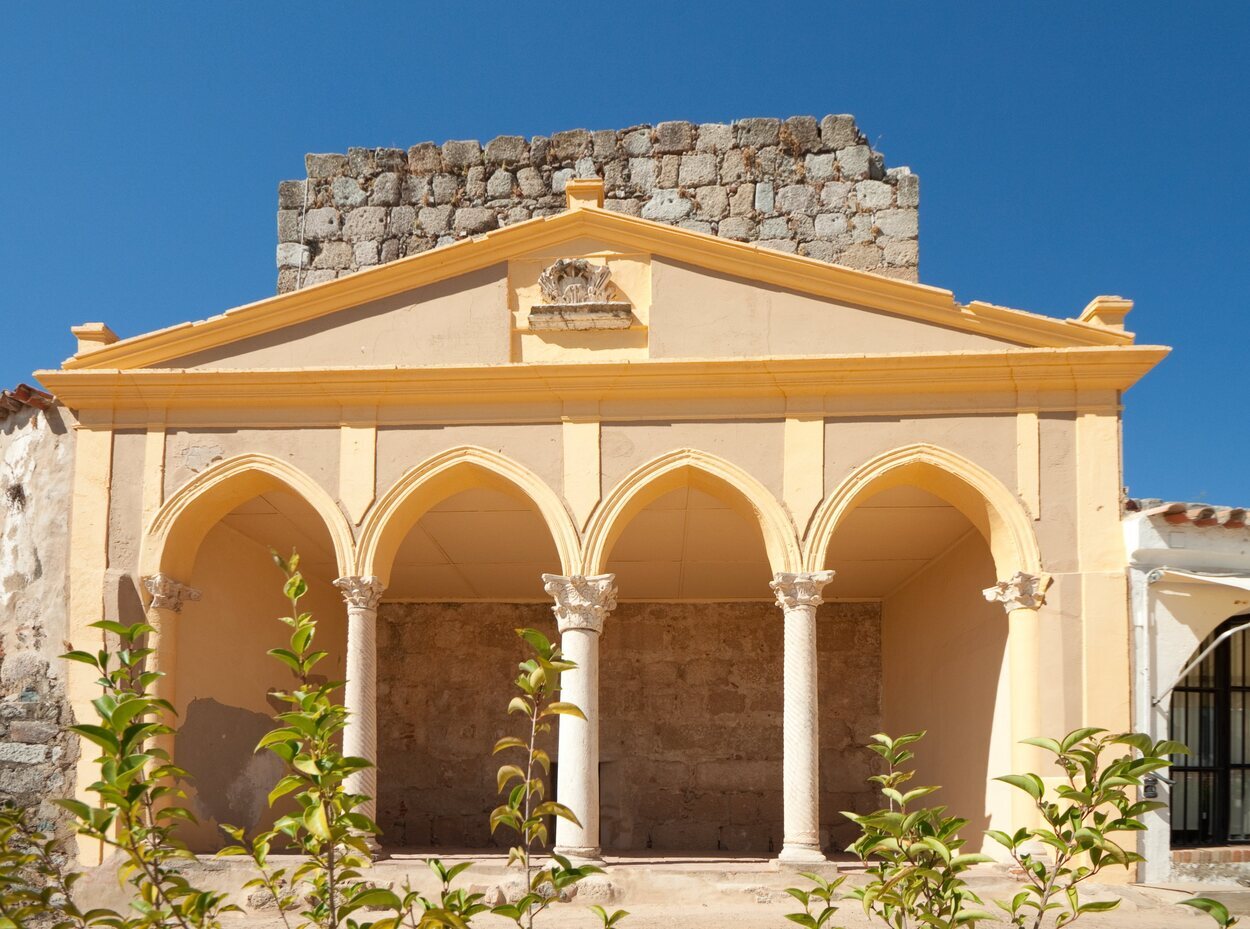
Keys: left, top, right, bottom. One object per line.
{"left": 1170, "top": 615, "right": 1250, "bottom": 847}
{"left": 358, "top": 449, "right": 576, "bottom": 850}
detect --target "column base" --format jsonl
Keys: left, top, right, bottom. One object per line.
{"left": 551, "top": 845, "right": 604, "bottom": 864}
{"left": 777, "top": 843, "right": 829, "bottom": 866}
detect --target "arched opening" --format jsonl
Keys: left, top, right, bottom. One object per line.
{"left": 809, "top": 448, "right": 1032, "bottom": 851}
{"left": 144, "top": 460, "right": 352, "bottom": 852}
{"left": 1170, "top": 616, "right": 1250, "bottom": 847}
{"left": 588, "top": 456, "right": 801, "bottom": 854}
{"left": 358, "top": 450, "right": 574, "bottom": 850}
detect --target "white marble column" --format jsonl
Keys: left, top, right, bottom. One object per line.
{"left": 983, "top": 571, "right": 1052, "bottom": 828}
{"left": 334, "top": 575, "right": 385, "bottom": 823}
{"left": 141, "top": 573, "right": 201, "bottom": 760}
{"left": 771, "top": 569, "right": 835, "bottom": 864}
{"left": 543, "top": 572, "right": 617, "bottom": 861}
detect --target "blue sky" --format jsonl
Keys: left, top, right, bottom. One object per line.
{"left": 2, "top": 2, "right": 1246, "bottom": 502}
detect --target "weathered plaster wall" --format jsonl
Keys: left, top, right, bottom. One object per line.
{"left": 163, "top": 427, "right": 341, "bottom": 507}
{"left": 881, "top": 531, "right": 1012, "bottom": 849}
{"left": 0, "top": 404, "right": 78, "bottom": 835}
{"left": 276, "top": 116, "right": 919, "bottom": 292}
{"left": 375, "top": 600, "right": 881, "bottom": 854}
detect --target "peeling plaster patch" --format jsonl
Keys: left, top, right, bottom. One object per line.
{"left": 181, "top": 444, "right": 225, "bottom": 473}
{"left": 177, "top": 698, "right": 284, "bottom": 832}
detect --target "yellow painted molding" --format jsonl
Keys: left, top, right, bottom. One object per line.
{"left": 357, "top": 445, "right": 580, "bottom": 584}
{"left": 339, "top": 418, "right": 377, "bottom": 525}
{"left": 140, "top": 453, "right": 356, "bottom": 581}
{"left": 66, "top": 424, "right": 113, "bottom": 864}
{"left": 804, "top": 442, "right": 1043, "bottom": 580}
{"left": 582, "top": 448, "right": 802, "bottom": 576}
{"left": 37, "top": 346, "right": 1169, "bottom": 413}
{"left": 783, "top": 415, "right": 825, "bottom": 535}
{"left": 57, "top": 207, "right": 1138, "bottom": 373}
{"left": 561, "top": 415, "right": 601, "bottom": 529}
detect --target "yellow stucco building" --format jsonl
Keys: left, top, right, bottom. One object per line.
{"left": 36, "top": 176, "right": 1164, "bottom": 865}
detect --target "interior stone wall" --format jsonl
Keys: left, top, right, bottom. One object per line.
{"left": 376, "top": 600, "right": 882, "bottom": 854}
{"left": 277, "top": 115, "right": 919, "bottom": 293}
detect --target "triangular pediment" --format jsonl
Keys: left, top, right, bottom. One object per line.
{"left": 55, "top": 199, "right": 1134, "bottom": 374}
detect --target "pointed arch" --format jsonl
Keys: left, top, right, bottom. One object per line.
{"left": 804, "top": 443, "right": 1041, "bottom": 578}
{"left": 141, "top": 453, "right": 355, "bottom": 581}
{"left": 357, "top": 446, "right": 579, "bottom": 584}
{"left": 582, "top": 448, "right": 801, "bottom": 576}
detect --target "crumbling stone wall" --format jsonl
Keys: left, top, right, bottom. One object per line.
{"left": 277, "top": 115, "right": 919, "bottom": 294}
{"left": 376, "top": 599, "right": 881, "bottom": 853}
{"left": 0, "top": 403, "right": 77, "bottom": 835}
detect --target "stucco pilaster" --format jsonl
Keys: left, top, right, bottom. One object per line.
{"left": 771, "top": 569, "right": 834, "bottom": 863}
{"left": 543, "top": 572, "right": 617, "bottom": 860}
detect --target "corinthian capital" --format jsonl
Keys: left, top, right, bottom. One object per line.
{"left": 542, "top": 574, "right": 617, "bottom": 634}
{"left": 334, "top": 576, "right": 385, "bottom": 611}
{"left": 770, "top": 570, "right": 836, "bottom": 611}
{"left": 142, "top": 573, "right": 201, "bottom": 613}
{"left": 982, "top": 571, "right": 1052, "bottom": 611}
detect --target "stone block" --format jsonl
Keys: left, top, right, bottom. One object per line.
{"left": 278, "top": 179, "right": 306, "bottom": 209}
{"left": 551, "top": 168, "right": 575, "bottom": 193}
{"left": 820, "top": 181, "right": 851, "bottom": 209}
{"left": 0, "top": 743, "right": 47, "bottom": 764}
{"left": 896, "top": 173, "right": 920, "bottom": 208}
{"left": 432, "top": 173, "right": 459, "bottom": 204}
{"left": 376, "top": 148, "right": 406, "bottom": 172}
{"left": 641, "top": 189, "right": 693, "bottom": 221}
{"left": 814, "top": 212, "right": 848, "bottom": 238}
{"left": 760, "top": 217, "right": 790, "bottom": 239}
{"left": 820, "top": 114, "right": 861, "bottom": 150}
{"left": 592, "top": 129, "right": 619, "bottom": 160}
{"left": 838, "top": 242, "right": 883, "bottom": 269}
{"left": 804, "top": 153, "right": 837, "bottom": 181}
{"left": 550, "top": 129, "right": 591, "bottom": 162}
{"left": 621, "top": 126, "right": 652, "bottom": 157}
{"left": 776, "top": 184, "right": 816, "bottom": 213}
{"left": 757, "top": 238, "right": 797, "bottom": 254}
{"left": 882, "top": 237, "right": 919, "bottom": 266}
{"left": 802, "top": 239, "right": 839, "bottom": 263}
{"left": 754, "top": 181, "right": 775, "bottom": 213}
{"left": 503, "top": 205, "right": 531, "bottom": 225}
{"left": 516, "top": 166, "right": 545, "bottom": 198}
{"left": 695, "top": 184, "right": 728, "bottom": 219}
{"left": 791, "top": 213, "right": 815, "bottom": 240}
{"left": 678, "top": 153, "right": 718, "bottom": 187}
{"left": 782, "top": 115, "right": 820, "bottom": 153}
{"left": 736, "top": 117, "right": 780, "bottom": 148}
{"left": 574, "top": 156, "right": 596, "bottom": 178}
{"left": 629, "top": 158, "right": 656, "bottom": 194}
{"left": 348, "top": 147, "right": 378, "bottom": 176}
{"left": 696, "top": 122, "right": 734, "bottom": 152}
{"left": 441, "top": 139, "right": 482, "bottom": 168}
{"left": 603, "top": 198, "right": 642, "bottom": 216}
{"left": 389, "top": 205, "right": 417, "bottom": 235}
{"left": 465, "top": 165, "right": 486, "bottom": 199}
{"left": 353, "top": 241, "right": 380, "bottom": 266}
{"left": 342, "top": 206, "right": 387, "bottom": 240}
{"left": 403, "top": 175, "right": 430, "bottom": 205}
{"left": 277, "top": 209, "right": 299, "bottom": 243}
{"left": 485, "top": 135, "right": 528, "bottom": 165}
{"left": 8, "top": 717, "right": 55, "bottom": 745}
{"left": 407, "top": 142, "right": 443, "bottom": 174}
{"left": 874, "top": 208, "right": 918, "bottom": 238}
{"left": 486, "top": 169, "right": 514, "bottom": 200}
{"left": 656, "top": 154, "right": 679, "bottom": 188}
{"left": 419, "top": 205, "right": 453, "bottom": 234}
{"left": 276, "top": 243, "right": 309, "bottom": 269}
{"left": 854, "top": 180, "right": 894, "bottom": 210}
{"left": 655, "top": 120, "right": 694, "bottom": 153}
{"left": 305, "top": 153, "right": 347, "bottom": 178}
{"left": 370, "top": 172, "right": 402, "bottom": 206}
{"left": 380, "top": 239, "right": 401, "bottom": 262}
{"left": 729, "top": 183, "right": 755, "bottom": 215}
{"left": 870, "top": 150, "right": 886, "bottom": 180}
{"left": 313, "top": 240, "right": 353, "bottom": 269}
{"left": 303, "top": 207, "right": 341, "bottom": 239}
{"left": 331, "top": 177, "right": 367, "bottom": 208}
{"left": 603, "top": 158, "right": 627, "bottom": 189}
{"left": 719, "top": 148, "right": 750, "bottom": 182}
{"left": 453, "top": 207, "right": 498, "bottom": 235}
{"left": 678, "top": 219, "right": 712, "bottom": 234}
{"left": 837, "top": 145, "right": 872, "bottom": 180}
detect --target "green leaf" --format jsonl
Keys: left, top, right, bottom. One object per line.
{"left": 497, "top": 765, "right": 526, "bottom": 793}
{"left": 543, "top": 701, "right": 587, "bottom": 720}
{"left": 303, "top": 803, "right": 330, "bottom": 841}
{"left": 996, "top": 773, "right": 1044, "bottom": 800}
{"left": 1180, "top": 897, "right": 1236, "bottom": 927}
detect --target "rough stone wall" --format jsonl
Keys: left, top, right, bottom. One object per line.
{"left": 277, "top": 115, "right": 919, "bottom": 294}
{"left": 376, "top": 600, "right": 881, "bottom": 854}
{"left": 0, "top": 403, "right": 77, "bottom": 835}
